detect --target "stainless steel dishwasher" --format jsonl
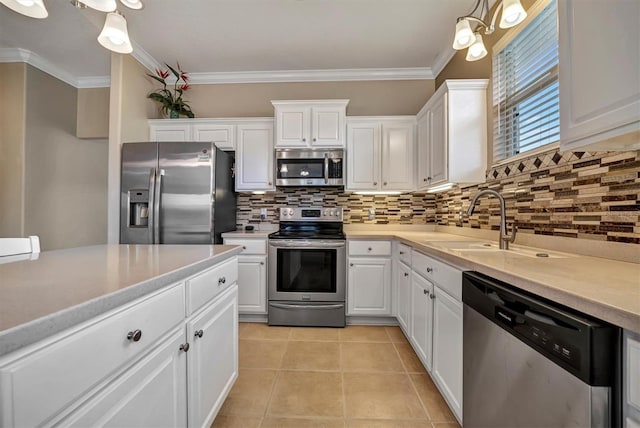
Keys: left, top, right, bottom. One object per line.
{"left": 462, "top": 271, "right": 621, "bottom": 428}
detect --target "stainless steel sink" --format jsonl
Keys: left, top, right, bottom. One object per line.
{"left": 426, "top": 241, "right": 571, "bottom": 259}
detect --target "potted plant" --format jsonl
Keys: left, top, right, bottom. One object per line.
{"left": 147, "top": 62, "right": 195, "bottom": 118}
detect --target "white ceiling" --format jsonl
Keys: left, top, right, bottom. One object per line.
{"left": 0, "top": 0, "right": 479, "bottom": 85}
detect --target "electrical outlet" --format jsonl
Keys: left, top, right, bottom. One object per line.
{"left": 260, "top": 208, "right": 268, "bottom": 220}
{"left": 368, "top": 207, "right": 375, "bottom": 220}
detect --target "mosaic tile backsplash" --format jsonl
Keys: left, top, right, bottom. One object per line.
{"left": 236, "top": 148, "right": 639, "bottom": 244}
{"left": 237, "top": 190, "right": 437, "bottom": 226}
{"left": 437, "top": 149, "right": 640, "bottom": 244}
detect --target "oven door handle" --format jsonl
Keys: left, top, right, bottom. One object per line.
{"left": 270, "top": 303, "right": 345, "bottom": 310}
{"left": 269, "top": 240, "right": 345, "bottom": 249}
{"left": 324, "top": 153, "right": 329, "bottom": 184}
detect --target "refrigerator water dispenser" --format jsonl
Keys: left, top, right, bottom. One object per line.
{"left": 129, "top": 190, "right": 149, "bottom": 227}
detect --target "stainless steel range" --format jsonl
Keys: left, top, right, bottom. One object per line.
{"left": 268, "top": 207, "right": 346, "bottom": 327}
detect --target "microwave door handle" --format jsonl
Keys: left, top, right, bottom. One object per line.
{"left": 147, "top": 168, "right": 156, "bottom": 244}
{"left": 324, "top": 153, "right": 329, "bottom": 184}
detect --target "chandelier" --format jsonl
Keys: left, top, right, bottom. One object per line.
{"left": 0, "top": 0, "right": 143, "bottom": 54}
{"left": 453, "top": 0, "right": 527, "bottom": 61}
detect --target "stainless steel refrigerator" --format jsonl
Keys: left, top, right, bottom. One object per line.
{"left": 120, "top": 142, "right": 236, "bottom": 244}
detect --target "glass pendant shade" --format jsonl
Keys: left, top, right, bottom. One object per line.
{"left": 453, "top": 18, "right": 474, "bottom": 50}
{"left": 98, "top": 11, "right": 133, "bottom": 53}
{"left": 499, "top": 0, "right": 527, "bottom": 28}
{"left": 0, "top": 0, "right": 48, "bottom": 18}
{"left": 119, "top": 0, "right": 143, "bottom": 10}
{"left": 466, "top": 33, "right": 488, "bottom": 61}
{"left": 81, "top": 0, "right": 116, "bottom": 12}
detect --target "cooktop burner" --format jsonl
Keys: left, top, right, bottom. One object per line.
{"left": 269, "top": 207, "right": 345, "bottom": 240}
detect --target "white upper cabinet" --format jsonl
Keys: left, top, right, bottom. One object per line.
{"left": 346, "top": 118, "right": 416, "bottom": 192}
{"left": 235, "top": 121, "right": 275, "bottom": 191}
{"left": 149, "top": 122, "right": 192, "bottom": 142}
{"left": 192, "top": 123, "right": 236, "bottom": 151}
{"left": 416, "top": 80, "right": 488, "bottom": 190}
{"left": 559, "top": 0, "right": 640, "bottom": 151}
{"left": 272, "top": 100, "right": 348, "bottom": 148}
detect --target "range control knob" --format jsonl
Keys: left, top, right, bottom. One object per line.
{"left": 324, "top": 209, "right": 329, "bottom": 216}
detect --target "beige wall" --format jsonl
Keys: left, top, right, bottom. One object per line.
{"left": 22, "top": 66, "right": 108, "bottom": 250}
{"left": 185, "top": 80, "right": 435, "bottom": 118}
{"left": 0, "top": 63, "right": 27, "bottom": 237}
{"left": 77, "top": 87, "right": 110, "bottom": 139}
{"left": 121, "top": 55, "right": 158, "bottom": 142}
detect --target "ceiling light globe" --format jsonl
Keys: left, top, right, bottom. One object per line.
{"left": 453, "top": 18, "right": 475, "bottom": 50}
{"left": 499, "top": 0, "right": 527, "bottom": 28}
{"left": 119, "top": 0, "right": 143, "bottom": 10}
{"left": 466, "top": 33, "right": 488, "bottom": 61}
{"left": 98, "top": 11, "right": 133, "bottom": 54}
{"left": 0, "top": 0, "right": 48, "bottom": 18}
{"left": 81, "top": 0, "right": 116, "bottom": 12}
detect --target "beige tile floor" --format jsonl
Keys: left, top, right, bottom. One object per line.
{"left": 212, "top": 323, "right": 461, "bottom": 428}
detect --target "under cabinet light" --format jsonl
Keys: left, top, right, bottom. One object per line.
{"left": 0, "top": 0, "right": 48, "bottom": 18}
{"left": 354, "top": 191, "right": 402, "bottom": 195}
{"left": 426, "top": 183, "right": 455, "bottom": 193}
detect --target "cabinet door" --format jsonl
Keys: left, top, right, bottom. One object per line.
{"left": 410, "top": 272, "right": 433, "bottom": 371}
{"left": 416, "top": 114, "right": 431, "bottom": 190}
{"left": 624, "top": 330, "right": 640, "bottom": 426}
{"left": 61, "top": 328, "right": 188, "bottom": 427}
{"left": 559, "top": 0, "right": 640, "bottom": 151}
{"left": 311, "top": 106, "right": 344, "bottom": 147}
{"left": 235, "top": 122, "right": 275, "bottom": 191}
{"left": 187, "top": 285, "right": 239, "bottom": 428}
{"left": 396, "top": 261, "right": 411, "bottom": 333}
{"left": 347, "top": 257, "right": 391, "bottom": 316}
{"left": 429, "top": 94, "right": 448, "bottom": 186}
{"left": 237, "top": 255, "right": 267, "bottom": 314}
{"left": 382, "top": 122, "right": 415, "bottom": 191}
{"left": 192, "top": 124, "right": 235, "bottom": 151}
{"left": 275, "top": 105, "right": 311, "bottom": 147}
{"left": 150, "top": 123, "right": 192, "bottom": 142}
{"left": 346, "top": 122, "right": 381, "bottom": 191}
{"left": 432, "top": 286, "right": 462, "bottom": 421}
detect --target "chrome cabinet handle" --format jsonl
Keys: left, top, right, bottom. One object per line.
{"left": 423, "top": 289, "right": 428, "bottom": 295}
{"left": 423, "top": 178, "right": 428, "bottom": 182}
{"left": 194, "top": 329, "right": 204, "bottom": 339}
{"left": 399, "top": 251, "right": 405, "bottom": 255}
{"left": 268, "top": 182, "right": 272, "bottom": 186}
{"left": 179, "top": 343, "right": 190, "bottom": 352}
{"left": 302, "top": 138, "right": 306, "bottom": 142}
{"left": 430, "top": 293, "right": 436, "bottom": 299}
{"left": 218, "top": 277, "right": 226, "bottom": 285}
{"left": 426, "top": 267, "right": 433, "bottom": 273}
{"left": 127, "top": 329, "right": 142, "bottom": 342}
{"left": 383, "top": 182, "right": 387, "bottom": 186}
{"left": 260, "top": 261, "right": 265, "bottom": 265}
{"left": 313, "top": 137, "right": 317, "bottom": 142}
{"left": 242, "top": 245, "right": 247, "bottom": 249}
{"left": 373, "top": 182, "right": 378, "bottom": 185}
{"left": 404, "top": 272, "right": 409, "bottom": 277}
{"left": 350, "top": 263, "right": 354, "bottom": 267}
{"left": 427, "top": 176, "right": 432, "bottom": 181}
{"left": 368, "top": 247, "right": 372, "bottom": 251}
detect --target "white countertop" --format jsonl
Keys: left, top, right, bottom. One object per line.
{"left": 0, "top": 244, "right": 241, "bottom": 357}
{"left": 222, "top": 230, "right": 272, "bottom": 239}
{"left": 346, "top": 230, "right": 640, "bottom": 333}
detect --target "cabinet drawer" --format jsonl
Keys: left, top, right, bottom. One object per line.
{"left": 187, "top": 257, "right": 238, "bottom": 314}
{"left": 0, "top": 283, "right": 185, "bottom": 428}
{"left": 397, "top": 243, "right": 412, "bottom": 266}
{"left": 223, "top": 238, "right": 267, "bottom": 255}
{"left": 412, "top": 250, "right": 462, "bottom": 301}
{"left": 349, "top": 240, "right": 392, "bottom": 256}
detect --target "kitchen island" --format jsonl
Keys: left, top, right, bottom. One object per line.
{"left": 0, "top": 244, "right": 241, "bottom": 427}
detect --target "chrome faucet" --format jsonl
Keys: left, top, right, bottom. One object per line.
{"left": 467, "top": 190, "right": 517, "bottom": 250}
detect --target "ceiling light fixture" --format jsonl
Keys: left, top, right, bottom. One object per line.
{"left": 0, "top": 0, "right": 48, "bottom": 18}
{"left": 453, "top": 0, "right": 527, "bottom": 61}
{"left": 0, "top": 0, "right": 143, "bottom": 54}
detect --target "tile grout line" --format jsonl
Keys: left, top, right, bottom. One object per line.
{"left": 339, "top": 338, "right": 347, "bottom": 426}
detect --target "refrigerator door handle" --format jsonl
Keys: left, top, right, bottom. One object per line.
{"left": 154, "top": 169, "right": 164, "bottom": 244}
{"left": 147, "top": 168, "right": 156, "bottom": 244}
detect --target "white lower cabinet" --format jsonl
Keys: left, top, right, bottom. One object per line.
{"left": 187, "top": 285, "right": 238, "bottom": 428}
{"left": 223, "top": 237, "right": 268, "bottom": 314}
{"left": 61, "top": 328, "right": 188, "bottom": 427}
{"left": 396, "top": 261, "right": 411, "bottom": 333}
{"left": 432, "top": 284, "right": 463, "bottom": 422}
{"left": 409, "top": 271, "right": 434, "bottom": 371}
{"left": 347, "top": 258, "right": 392, "bottom": 316}
{"left": 624, "top": 330, "right": 640, "bottom": 427}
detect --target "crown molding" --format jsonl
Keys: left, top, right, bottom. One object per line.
{"left": 131, "top": 40, "right": 162, "bottom": 73}
{"left": 186, "top": 67, "right": 435, "bottom": 85}
{"left": 0, "top": 48, "right": 109, "bottom": 88}
{"left": 431, "top": 47, "right": 458, "bottom": 79}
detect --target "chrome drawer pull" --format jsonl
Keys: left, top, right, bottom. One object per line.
{"left": 426, "top": 267, "right": 433, "bottom": 273}
{"left": 179, "top": 343, "right": 190, "bottom": 352}
{"left": 194, "top": 329, "right": 204, "bottom": 339}
{"left": 218, "top": 277, "right": 226, "bottom": 285}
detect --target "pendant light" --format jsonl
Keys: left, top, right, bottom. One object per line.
{"left": 118, "top": 0, "right": 143, "bottom": 10}
{"left": 80, "top": 0, "right": 116, "bottom": 12}
{"left": 452, "top": 0, "right": 527, "bottom": 61}
{"left": 98, "top": 10, "right": 133, "bottom": 54}
{"left": 466, "top": 33, "right": 488, "bottom": 61}
{"left": 0, "top": 0, "right": 48, "bottom": 18}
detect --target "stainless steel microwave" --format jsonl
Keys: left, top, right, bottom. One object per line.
{"left": 275, "top": 149, "right": 344, "bottom": 186}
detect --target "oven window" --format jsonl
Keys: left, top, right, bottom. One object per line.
{"left": 277, "top": 248, "right": 336, "bottom": 293}
{"left": 277, "top": 159, "right": 324, "bottom": 179}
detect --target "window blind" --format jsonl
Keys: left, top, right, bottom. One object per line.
{"left": 493, "top": 0, "right": 559, "bottom": 161}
